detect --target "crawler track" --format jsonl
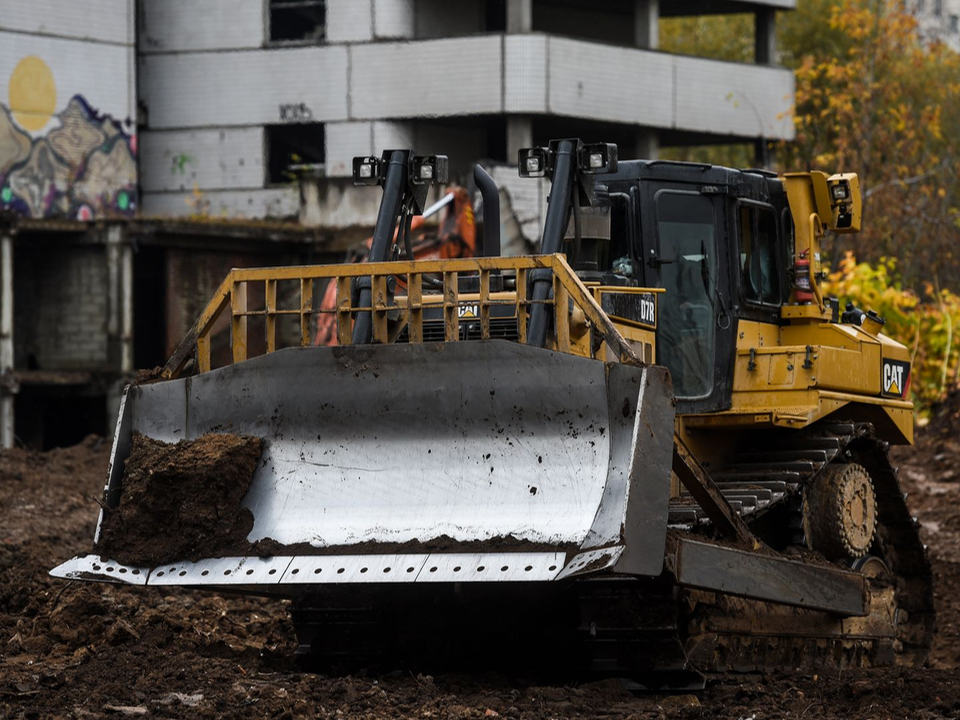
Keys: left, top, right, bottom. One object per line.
{"left": 670, "top": 421, "right": 934, "bottom": 672}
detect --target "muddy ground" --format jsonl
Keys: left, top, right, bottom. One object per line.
{"left": 2, "top": 413, "right": 960, "bottom": 718}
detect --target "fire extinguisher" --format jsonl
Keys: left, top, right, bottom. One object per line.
{"left": 794, "top": 250, "right": 813, "bottom": 303}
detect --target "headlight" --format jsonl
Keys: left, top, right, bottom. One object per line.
{"left": 830, "top": 182, "right": 849, "bottom": 200}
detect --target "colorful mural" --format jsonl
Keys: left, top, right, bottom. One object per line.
{"left": 0, "top": 56, "right": 137, "bottom": 220}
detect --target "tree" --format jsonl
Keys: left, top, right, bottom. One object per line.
{"left": 664, "top": 0, "right": 960, "bottom": 288}
{"left": 779, "top": 0, "right": 960, "bottom": 286}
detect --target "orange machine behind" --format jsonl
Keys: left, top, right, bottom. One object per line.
{"left": 314, "top": 187, "right": 476, "bottom": 346}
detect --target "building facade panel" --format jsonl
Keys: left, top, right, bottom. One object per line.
{"left": 139, "top": 0, "right": 264, "bottom": 53}
{"left": 327, "top": 0, "right": 373, "bottom": 43}
{"left": 0, "top": 0, "right": 133, "bottom": 45}
{"left": 674, "top": 56, "right": 795, "bottom": 139}
{"left": 373, "top": 0, "right": 416, "bottom": 39}
{"left": 139, "top": 46, "right": 349, "bottom": 129}
{"left": 139, "top": 127, "right": 266, "bottom": 193}
{"left": 350, "top": 36, "right": 503, "bottom": 119}
{"left": 0, "top": 24, "right": 136, "bottom": 219}
{"left": 141, "top": 186, "right": 299, "bottom": 219}
{"left": 326, "top": 121, "right": 374, "bottom": 177}
{"left": 504, "top": 35, "right": 548, "bottom": 114}
{"left": 546, "top": 37, "right": 675, "bottom": 128}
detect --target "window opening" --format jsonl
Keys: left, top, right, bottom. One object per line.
{"left": 738, "top": 203, "right": 781, "bottom": 305}
{"left": 265, "top": 123, "right": 325, "bottom": 184}
{"left": 269, "top": 0, "right": 326, "bottom": 43}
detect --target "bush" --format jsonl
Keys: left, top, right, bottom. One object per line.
{"left": 826, "top": 252, "right": 960, "bottom": 412}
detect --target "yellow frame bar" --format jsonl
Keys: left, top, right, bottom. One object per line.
{"left": 161, "top": 255, "right": 642, "bottom": 379}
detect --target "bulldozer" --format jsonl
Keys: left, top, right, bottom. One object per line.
{"left": 52, "top": 140, "right": 933, "bottom": 687}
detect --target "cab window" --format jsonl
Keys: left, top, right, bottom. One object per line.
{"left": 738, "top": 204, "right": 780, "bottom": 305}
{"left": 655, "top": 192, "right": 717, "bottom": 399}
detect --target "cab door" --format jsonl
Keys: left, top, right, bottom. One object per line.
{"left": 641, "top": 183, "right": 736, "bottom": 414}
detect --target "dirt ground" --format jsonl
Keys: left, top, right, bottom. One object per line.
{"left": 2, "top": 411, "right": 960, "bottom": 718}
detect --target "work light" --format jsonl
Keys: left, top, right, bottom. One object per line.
{"left": 518, "top": 147, "right": 548, "bottom": 177}
{"left": 352, "top": 156, "right": 381, "bottom": 186}
{"left": 578, "top": 142, "right": 618, "bottom": 174}
{"left": 411, "top": 155, "right": 449, "bottom": 185}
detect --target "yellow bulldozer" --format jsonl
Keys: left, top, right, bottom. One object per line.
{"left": 52, "top": 140, "right": 932, "bottom": 688}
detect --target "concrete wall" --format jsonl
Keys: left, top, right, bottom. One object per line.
{"left": 0, "top": 0, "right": 137, "bottom": 219}
{"left": 15, "top": 244, "right": 109, "bottom": 369}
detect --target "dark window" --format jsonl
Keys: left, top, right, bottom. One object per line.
{"left": 951, "top": 14, "right": 958, "bottom": 31}
{"left": 935, "top": 0, "right": 943, "bottom": 16}
{"left": 655, "top": 191, "right": 717, "bottom": 399}
{"left": 265, "top": 123, "right": 325, "bottom": 184}
{"left": 269, "top": 0, "right": 326, "bottom": 43}
{"left": 738, "top": 203, "right": 781, "bottom": 305}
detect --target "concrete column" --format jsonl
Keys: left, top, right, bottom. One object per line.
{"left": 0, "top": 232, "right": 13, "bottom": 449}
{"left": 635, "top": 0, "right": 659, "bottom": 50}
{"left": 635, "top": 128, "right": 659, "bottom": 161}
{"left": 105, "top": 224, "right": 133, "bottom": 373}
{"left": 755, "top": 9, "right": 776, "bottom": 65}
{"left": 105, "top": 224, "right": 122, "bottom": 368}
{"left": 506, "top": 116, "right": 534, "bottom": 163}
{"left": 120, "top": 242, "right": 134, "bottom": 373}
{"left": 507, "top": 0, "right": 532, "bottom": 33}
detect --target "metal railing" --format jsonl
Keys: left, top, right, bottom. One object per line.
{"left": 161, "top": 254, "right": 641, "bottom": 380}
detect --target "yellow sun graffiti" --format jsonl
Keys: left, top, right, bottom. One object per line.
{"left": 8, "top": 56, "right": 56, "bottom": 132}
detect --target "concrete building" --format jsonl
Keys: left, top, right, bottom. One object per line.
{"left": 138, "top": 0, "right": 796, "bottom": 224}
{"left": 912, "top": 0, "right": 960, "bottom": 49}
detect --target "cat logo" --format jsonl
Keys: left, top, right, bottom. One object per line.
{"left": 881, "top": 358, "right": 910, "bottom": 399}
{"left": 458, "top": 304, "right": 479, "bottom": 319}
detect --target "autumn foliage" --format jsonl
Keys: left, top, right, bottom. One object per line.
{"left": 826, "top": 252, "right": 960, "bottom": 411}
{"left": 780, "top": 0, "right": 960, "bottom": 285}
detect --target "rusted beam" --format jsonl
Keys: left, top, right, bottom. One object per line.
{"left": 673, "top": 435, "right": 757, "bottom": 548}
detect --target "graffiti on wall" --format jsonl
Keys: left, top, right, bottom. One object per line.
{"left": 0, "top": 55, "right": 137, "bottom": 220}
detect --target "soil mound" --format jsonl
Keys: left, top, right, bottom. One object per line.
{"left": 96, "top": 432, "right": 263, "bottom": 566}
{"left": 1, "top": 429, "right": 960, "bottom": 716}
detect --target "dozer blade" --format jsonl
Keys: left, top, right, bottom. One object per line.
{"left": 52, "top": 341, "right": 675, "bottom": 593}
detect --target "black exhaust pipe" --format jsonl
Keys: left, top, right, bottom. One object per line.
{"left": 473, "top": 164, "right": 501, "bottom": 258}
{"left": 352, "top": 150, "right": 407, "bottom": 345}
{"left": 527, "top": 139, "right": 576, "bottom": 348}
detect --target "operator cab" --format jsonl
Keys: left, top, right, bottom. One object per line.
{"left": 522, "top": 141, "right": 792, "bottom": 415}
{"left": 607, "top": 161, "right": 791, "bottom": 413}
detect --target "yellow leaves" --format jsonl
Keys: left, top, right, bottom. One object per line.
{"left": 825, "top": 254, "right": 960, "bottom": 410}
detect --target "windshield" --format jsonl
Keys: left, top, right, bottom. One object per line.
{"left": 655, "top": 192, "right": 717, "bottom": 399}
